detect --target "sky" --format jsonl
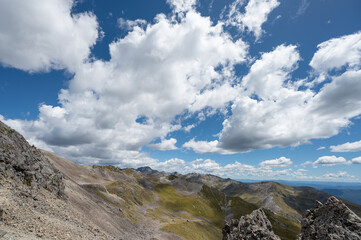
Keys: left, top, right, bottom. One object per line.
{"left": 0, "top": 0, "right": 361, "bottom": 182}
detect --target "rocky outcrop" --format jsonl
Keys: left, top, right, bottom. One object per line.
{"left": 0, "top": 121, "right": 64, "bottom": 197}
{"left": 299, "top": 196, "right": 361, "bottom": 240}
{"left": 222, "top": 208, "right": 281, "bottom": 240}
{"left": 136, "top": 166, "right": 158, "bottom": 175}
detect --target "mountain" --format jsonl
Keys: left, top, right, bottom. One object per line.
{"left": 321, "top": 189, "right": 361, "bottom": 205}
{"left": 223, "top": 196, "right": 361, "bottom": 240}
{"left": 182, "top": 173, "right": 361, "bottom": 224}
{"left": 223, "top": 209, "right": 281, "bottom": 240}
{"left": 298, "top": 196, "right": 361, "bottom": 239}
{"left": 1, "top": 120, "right": 361, "bottom": 240}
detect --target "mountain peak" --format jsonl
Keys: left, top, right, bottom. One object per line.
{"left": 222, "top": 208, "right": 281, "bottom": 240}
{"left": 136, "top": 166, "right": 158, "bottom": 175}
{"left": 298, "top": 196, "right": 361, "bottom": 239}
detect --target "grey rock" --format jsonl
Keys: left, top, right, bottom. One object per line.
{"left": 298, "top": 196, "right": 361, "bottom": 240}
{"left": 0, "top": 121, "right": 65, "bottom": 197}
{"left": 222, "top": 208, "right": 281, "bottom": 240}
{"left": 136, "top": 166, "right": 158, "bottom": 175}
{"left": 0, "top": 229, "right": 7, "bottom": 237}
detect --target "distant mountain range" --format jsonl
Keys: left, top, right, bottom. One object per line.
{"left": 236, "top": 179, "right": 361, "bottom": 205}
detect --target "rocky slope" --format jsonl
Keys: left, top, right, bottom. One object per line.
{"left": 222, "top": 209, "right": 281, "bottom": 240}
{"left": 0, "top": 121, "right": 64, "bottom": 196}
{"left": 298, "top": 196, "right": 361, "bottom": 240}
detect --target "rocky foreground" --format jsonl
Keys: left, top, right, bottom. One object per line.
{"left": 222, "top": 209, "right": 281, "bottom": 240}
{"left": 298, "top": 196, "right": 361, "bottom": 240}
{"left": 223, "top": 196, "right": 361, "bottom": 240}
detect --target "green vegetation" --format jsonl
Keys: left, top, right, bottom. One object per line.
{"left": 81, "top": 171, "right": 322, "bottom": 240}
{"left": 167, "top": 174, "right": 178, "bottom": 181}
{"left": 107, "top": 180, "right": 154, "bottom": 206}
{"left": 122, "top": 168, "right": 135, "bottom": 175}
{"left": 155, "top": 184, "right": 224, "bottom": 226}
{"left": 264, "top": 209, "right": 301, "bottom": 240}
{"left": 161, "top": 220, "right": 221, "bottom": 240}
{"left": 93, "top": 165, "right": 120, "bottom": 172}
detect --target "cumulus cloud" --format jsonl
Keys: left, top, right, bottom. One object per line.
{"left": 167, "top": 0, "right": 197, "bottom": 13}
{"left": 148, "top": 138, "right": 178, "bottom": 151}
{"left": 259, "top": 157, "right": 292, "bottom": 168}
{"left": 322, "top": 171, "right": 355, "bottom": 180}
{"left": 0, "top": 0, "right": 99, "bottom": 72}
{"left": 211, "top": 36, "right": 361, "bottom": 153}
{"left": 301, "top": 161, "right": 312, "bottom": 167}
{"left": 183, "top": 124, "right": 196, "bottom": 132}
{"left": 317, "top": 146, "right": 326, "bottom": 150}
{"left": 352, "top": 157, "right": 361, "bottom": 164}
{"left": 224, "top": 0, "right": 280, "bottom": 40}
{"left": 153, "top": 158, "right": 186, "bottom": 172}
{"left": 310, "top": 31, "right": 361, "bottom": 74}
{"left": 330, "top": 140, "right": 361, "bottom": 152}
{"left": 183, "top": 139, "right": 236, "bottom": 154}
{"left": 2, "top": 9, "right": 247, "bottom": 164}
{"left": 118, "top": 18, "right": 147, "bottom": 31}
{"left": 2, "top": 0, "right": 361, "bottom": 173}
{"left": 312, "top": 156, "right": 350, "bottom": 167}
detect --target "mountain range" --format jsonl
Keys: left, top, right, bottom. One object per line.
{"left": 1, "top": 120, "right": 361, "bottom": 240}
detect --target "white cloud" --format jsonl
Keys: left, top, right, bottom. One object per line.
{"left": 224, "top": 0, "right": 280, "bottom": 40}
{"left": 214, "top": 38, "right": 361, "bottom": 153}
{"left": 312, "top": 156, "right": 351, "bottom": 167}
{"left": 148, "top": 138, "right": 178, "bottom": 151}
{"left": 2, "top": 10, "right": 247, "bottom": 164}
{"left": 301, "top": 161, "right": 312, "bottom": 167}
{"left": 118, "top": 18, "right": 147, "bottom": 31}
{"left": 294, "top": 0, "right": 310, "bottom": 18}
{"left": 330, "top": 140, "right": 361, "bottom": 152}
{"left": 183, "top": 139, "right": 236, "bottom": 155}
{"left": 183, "top": 124, "right": 196, "bottom": 132}
{"left": 322, "top": 171, "right": 355, "bottom": 180}
{"left": 259, "top": 157, "right": 292, "bottom": 168}
{"left": 352, "top": 157, "right": 361, "bottom": 164}
{"left": 190, "top": 159, "right": 221, "bottom": 173}
{"left": 317, "top": 146, "right": 326, "bottom": 150}
{"left": 310, "top": 31, "right": 361, "bottom": 74}
{"left": 153, "top": 158, "right": 186, "bottom": 172}
{"left": 241, "top": 44, "right": 300, "bottom": 101}
{"left": 167, "top": 0, "right": 197, "bottom": 13}
{"left": 217, "top": 44, "right": 317, "bottom": 152}
{"left": 0, "top": 0, "right": 99, "bottom": 72}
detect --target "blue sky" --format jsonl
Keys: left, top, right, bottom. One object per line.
{"left": 1, "top": 0, "right": 361, "bottom": 181}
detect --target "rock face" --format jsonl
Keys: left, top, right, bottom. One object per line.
{"left": 0, "top": 121, "right": 64, "bottom": 196}
{"left": 136, "top": 166, "right": 158, "bottom": 175}
{"left": 222, "top": 208, "right": 281, "bottom": 240}
{"left": 298, "top": 196, "right": 361, "bottom": 240}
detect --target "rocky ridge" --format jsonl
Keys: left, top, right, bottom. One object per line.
{"left": 223, "top": 208, "right": 281, "bottom": 240}
{"left": 0, "top": 121, "right": 64, "bottom": 197}
{"left": 298, "top": 196, "right": 361, "bottom": 240}
{"left": 224, "top": 196, "right": 361, "bottom": 240}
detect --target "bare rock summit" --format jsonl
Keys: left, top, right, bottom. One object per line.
{"left": 222, "top": 208, "right": 281, "bottom": 240}
{"left": 298, "top": 196, "right": 361, "bottom": 240}
{"left": 0, "top": 121, "right": 64, "bottom": 197}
